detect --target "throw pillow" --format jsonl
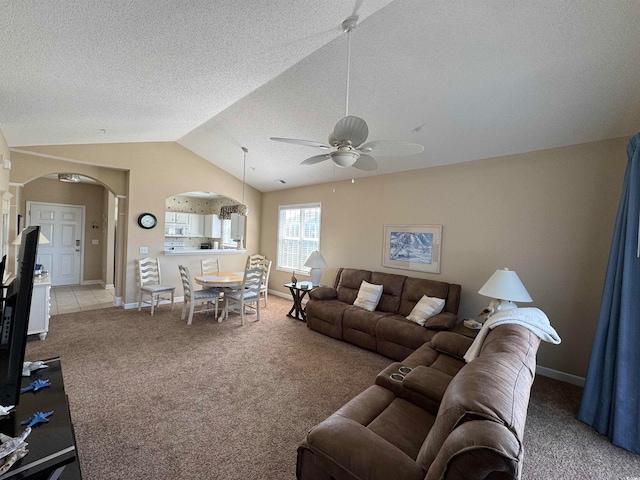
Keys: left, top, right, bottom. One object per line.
{"left": 406, "top": 295, "right": 445, "bottom": 326}
{"left": 353, "top": 280, "right": 384, "bottom": 312}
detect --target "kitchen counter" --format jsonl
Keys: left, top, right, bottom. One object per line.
{"left": 163, "top": 248, "right": 246, "bottom": 255}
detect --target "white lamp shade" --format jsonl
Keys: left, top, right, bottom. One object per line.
{"left": 12, "top": 229, "right": 50, "bottom": 245}
{"left": 304, "top": 251, "right": 327, "bottom": 269}
{"left": 305, "top": 250, "right": 327, "bottom": 286}
{"left": 478, "top": 268, "right": 532, "bottom": 302}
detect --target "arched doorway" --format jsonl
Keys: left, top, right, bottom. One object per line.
{"left": 21, "top": 173, "right": 119, "bottom": 313}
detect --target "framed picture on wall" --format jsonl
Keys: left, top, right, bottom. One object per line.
{"left": 382, "top": 224, "right": 442, "bottom": 274}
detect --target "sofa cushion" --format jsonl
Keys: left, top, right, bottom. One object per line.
{"left": 353, "top": 280, "right": 384, "bottom": 311}
{"left": 406, "top": 295, "right": 445, "bottom": 325}
{"left": 298, "top": 385, "right": 427, "bottom": 480}
{"left": 343, "top": 308, "right": 392, "bottom": 351}
{"left": 336, "top": 269, "right": 372, "bottom": 304}
{"left": 305, "top": 299, "right": 354, "bottom": 340}
{"left": 368, "top": 397, "right": 436, "bottom": 460}
{"left": 399, "top": 278, "right": 451, "bottom": 317}
{"left": 371, "top": 272, "right": 406, "bottom": 313}
{"left": 376, "top": 315, "right": 437, "bottom": 361}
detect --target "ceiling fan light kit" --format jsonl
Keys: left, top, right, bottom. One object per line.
{"left": 270, "top": 13, "right": 424, "bottom": 172}
{"left": 332, "top": 150, "right": 359, "bottom": 168}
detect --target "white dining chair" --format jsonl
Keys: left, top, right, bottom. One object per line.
{"left": 246, "top": 254, "right": 271, "bottom": 307}
{"left": 178, "top": 265, "right": 221, "bottom": 325}
{"left": 201, "top": 258, "right": 220, "bottom": 275}
{"left": 224, "top": 266, "right": 263, "bottom": 325}
{"left": 137, "top": 257, "right": 175, "bottom": 315}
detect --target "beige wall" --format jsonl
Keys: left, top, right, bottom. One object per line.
{"left": 23, "top": 178, "right": 107, "bottom": 282}
{"left": 261, "top": 137, "right": 628, "bottom": 378}
{"left": 0, "top": 131, "right": 10, "bottom": 194}
{"left": 10, "top": 142, "right": 261, "bottom": 304}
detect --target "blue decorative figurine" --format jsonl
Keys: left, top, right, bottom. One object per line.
{"left": 20, "top": 378, "right": 51, "bottom": 394}
{"left": 21, "top": 411, "right": 54, "bottom": 428}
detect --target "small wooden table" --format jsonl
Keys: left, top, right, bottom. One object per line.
{"left": 194, "top": 271, "right": 245, "bottom": 321}
{"left": 284, "top": 282, "right": 316, "bottom": 322}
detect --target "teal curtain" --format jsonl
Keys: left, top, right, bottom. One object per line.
{"left": 578, "top": 132, "right": 640, "bottom": 454}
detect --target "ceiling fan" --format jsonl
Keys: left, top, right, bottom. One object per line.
{"left": 270, "top": 14, "right": 424, "bottom": 171}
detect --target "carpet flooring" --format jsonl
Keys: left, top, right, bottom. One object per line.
{"left": 24, "top": 295, "right": 640, "bottom": 479}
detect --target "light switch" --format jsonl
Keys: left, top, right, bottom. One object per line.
{"left": 92, "top": 239, "right": 99, "bottom": 245}
{"left": 139, "top": 246, "right": 148, "bottom": 254}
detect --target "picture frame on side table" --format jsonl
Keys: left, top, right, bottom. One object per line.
{"left": 382, "top": 224, "right": 442, "bottom": 274}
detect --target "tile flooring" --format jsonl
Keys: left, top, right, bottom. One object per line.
{"left": 50, "top": 284, "right": 116, "bottom": 315}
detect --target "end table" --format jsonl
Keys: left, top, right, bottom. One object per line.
{"left": 284, "top": 282, "right": 316, "bottom": 321}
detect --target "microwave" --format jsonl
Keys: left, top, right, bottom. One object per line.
{"left": 165, "top": 225, "right": 189, "bottom": 237}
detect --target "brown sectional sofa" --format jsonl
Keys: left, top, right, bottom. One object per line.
{"left": 306, "top": 268, "right": 462, "bottom": 361}
{"left": 297, "top": 323, "right": 541, "bottom": 480}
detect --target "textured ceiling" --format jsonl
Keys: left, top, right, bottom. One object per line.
{"left": 2, "top": 0, "right": 640, "bottom": 192}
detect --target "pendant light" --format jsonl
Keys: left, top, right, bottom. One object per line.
{"left": 238, "top": 147, "right": 249, "bottom": 216}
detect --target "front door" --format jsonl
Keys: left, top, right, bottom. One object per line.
{"left": 27, "top": 202, "right": 84, "bottom": 286}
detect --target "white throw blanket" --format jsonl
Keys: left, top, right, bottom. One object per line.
{"left": 463, "top": 307, "right": 561, "bottom": 363}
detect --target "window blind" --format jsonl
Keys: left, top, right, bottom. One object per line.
{"left": 277, "top": 203, "right": 321, "bottom": 272}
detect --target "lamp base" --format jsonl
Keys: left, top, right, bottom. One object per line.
{"left": 479, "top": 299, "right": 519, "bottom": 318}
{"left": 309, "top": 268, "right": 322, "bottom": 286}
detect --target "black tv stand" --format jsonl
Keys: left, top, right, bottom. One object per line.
{"left": 0, "top": 358, "right": 81, "bottom": 479}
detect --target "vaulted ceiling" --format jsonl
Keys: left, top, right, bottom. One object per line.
{"left": 2, "top": 1, "right": 640, "bottom": 192}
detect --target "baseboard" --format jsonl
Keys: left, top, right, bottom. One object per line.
{"left": 124, "top": 296, "right": 184, "bottom": 310}
{"left": 536, "top": 365, "right": 585, "bottom": 387}
{"left": 115, "top": 297, "right": 123, "bottom": 307}
{"left": 104, "top": 283, "right": 115, "bottom": 290}
{"left": 268, "top": 289, "right": 290, "bottom": 300}
{"left": 81, "top": 280, "right": 103, "bottom": 286}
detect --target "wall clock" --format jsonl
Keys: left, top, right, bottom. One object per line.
{"left": 137, "top": 213, "right": 157, "bottom": 229}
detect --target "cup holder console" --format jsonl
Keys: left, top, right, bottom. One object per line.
{"left": 390, "top": 365, "right": 414, "bottom": 382}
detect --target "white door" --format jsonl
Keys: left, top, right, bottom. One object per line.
{"left": 28, "top": 202, "right": 84, "bottom": 286}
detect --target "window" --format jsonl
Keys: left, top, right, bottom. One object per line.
{"left": 278, "top": 203, "right": 321, "bottom": 273}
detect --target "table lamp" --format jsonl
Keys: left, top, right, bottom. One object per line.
{"left": 12, "top": 229, "right": 50, "bottom": 245}
{"left": 304, "top": 251, "right": 327, "bottom": 286}
{"left": 478, "top": 267, "right": 532, "bottom": 317}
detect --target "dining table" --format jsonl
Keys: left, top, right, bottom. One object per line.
{"left": 194, "top": 271, "right": 246, "bottom": 322}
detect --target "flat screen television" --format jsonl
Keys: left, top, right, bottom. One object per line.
{"left": 0, "top": 226, "right": 39, "bottom": 407}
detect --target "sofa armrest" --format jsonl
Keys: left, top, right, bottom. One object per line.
{"left": 429, "top": 332, "right": 474, "bottom": 360}
{"left": 299, "top": 416, "right": 425, "bottom": 480}
{"left": 424, "top": 312, "right": 458, "bottom": 331}
{"left": 309, "top": 286, "right": 338, "bottom": 301}
{"left": 422, "top": 420, "right": 520, "bottom": 480}
{"left": 402, "top": 366, "right": 454, "bottom": 415}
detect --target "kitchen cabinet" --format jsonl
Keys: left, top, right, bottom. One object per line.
{"left": 165, "top": 211, "right": 189, "bottom": 225}
{"left": 204, "top": 214, "right": 222, "bottom": 238}
{"left": 231, "top": 213, "right": 245, "bottom": 240}
{"left": 188, "top": 214, "right": 204, "bottom": 237}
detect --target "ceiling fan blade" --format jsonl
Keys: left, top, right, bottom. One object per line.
{"left": 333, "top": 116, "right": 368, "bottom": 146}
{"left": 301, "top": 154, "right": 331, "bottom": 165}
{"left": 352, "top": 154, "right": 378, "bottom": 171}
{"left": 270, "top": 137, "right": 331, "bottom": 149}
{"left": 357, "top": 140, "right": 424, "bottom": 157}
